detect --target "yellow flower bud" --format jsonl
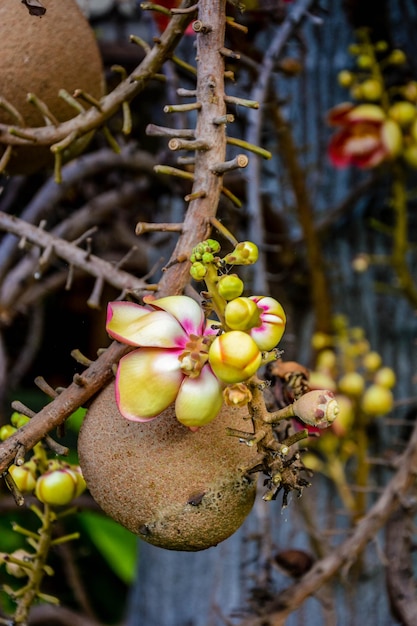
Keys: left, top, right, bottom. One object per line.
{"left": 361, "top": 79, "right": 383, "bottom": 101}
{"left": 374, "top": 366, "right": 396, "bottom": 389}
{"left": 9, "top": 464, "right": 36, "bottom": 493}
{"left": 0, "top": 425, "right": 16, "bottom": 440}
{"left": 35, "top": 468, "right": 81, "bottom": 506}
{"left": 217, "top": 274, "right": 244, "bottom": 300}
{"left": 338, "top": 70, "right": 354, "bottom": 88}
{"left": 223, "top": 241, "right": 259, "bottom": 266}
{"left": 362, "top": 350, "right": 382, "bottom": 372}
{"left": 387, "top": 49, "right": 407, "bottom": 65}
{"left": 381, "top": 119, "right": 403, "bottom": 157}
{"left": 225, "top": 297, "right": 260, "bottom": 331}
{"left": 361, "top": 384, "right": 393, "bottom": 416}
{"left": 338, "top": 372, "right": 365, "bottom": 397}
{"left": 403, "top": 143, "right": 417, "bottom": 168}
{"left": 388, "top": 101, "right": 417, "bottom": 127}
{"left": 209, "top": 331, "right": 262, "bottom": 384}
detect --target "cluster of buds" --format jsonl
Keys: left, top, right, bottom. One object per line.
{"left": 328, "top": 32, "right": 417, "bottom": 169}
{"left": 307, "top": 316, "right": 395, "bottom": 458}
{"left": 107, "top": 240, "right": 289, "bottom": 429}
{"left": 1, "top": 412, "right": 86, "bottom": 506}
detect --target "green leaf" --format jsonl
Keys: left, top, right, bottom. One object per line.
{"left": 78, "top": 511, "right": 138, "bottom": 584}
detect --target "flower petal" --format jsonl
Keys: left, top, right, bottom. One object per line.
{"left": 175, "top": 365, "right": 224, "bottom": 428}
{"left": 115, "top": 348, "right": 183, "bottom": 420}
{"left": 107, "top": 302, "right": 187, "bottom": 348}
{"left": 147, "top": 295, "right": 205, "bottom": 336}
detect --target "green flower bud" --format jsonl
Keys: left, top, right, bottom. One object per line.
{"left": 0, "top": 425, "right": 17, "bottom": 441}
{"left": 217, "top": 274, "right": 244, "bottom": 300}
{"left": 190, "top": 262, "right": 207, "bottom": 281}
{"left": 10, "top": 412, "right": 31, "bottom": 429}
{"left": 356, "top": 54, "right": 373, "bottom": 69}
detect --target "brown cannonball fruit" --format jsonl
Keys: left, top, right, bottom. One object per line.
{"left": 78, "top": 383, "right": 258, "bottom": 551}
{"left": 0, "top": 0, "right": 105, "bottom": 175}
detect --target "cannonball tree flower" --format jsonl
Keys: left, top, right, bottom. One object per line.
{"left": 327, "top": 102, "right": 402, "bottom": 168}
{"left": 106, "top": 296, "right": 223, "bottom": 428}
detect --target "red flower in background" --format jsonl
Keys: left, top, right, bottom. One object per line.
{"left": 327, "top": 103, "right": 402, "bottom": 169}
{"left": 152, "top": 0, "right": 195, "bottom": 34}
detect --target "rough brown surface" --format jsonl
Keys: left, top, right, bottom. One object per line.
{"left": 78, "top": 383, "right": 258, "bottom": 551}
{"left": 0, "top": 0, "right": 105, "bottom": 174}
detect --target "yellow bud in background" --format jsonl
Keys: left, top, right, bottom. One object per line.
{"left": 362, "top": 350, "right": 382, "bottom": 372}
{"left": 338, "top": 70, "right": 354, "bottom": 88}
{"left": 361, "top": 384, "right": 393, "bottom": 416}
{"left": 387, "top": 49, "right": 407, "bottom": 65}
{"left": 403, "top": 143, "right": 417, "bottom": 168}
{"left": 388, "top": 101, "right": 417, "bottom": 127}
{"left": 361, "top": 79, "right": 383, "bottom": 101}
{"left": 338, "top": 372, "right": 365, "bottom": 397}
{"left": 374, "top": 366, "right": 396, "bottom": 389}
{"left": 381, "top": 119, "right": 403, "bottom": 157}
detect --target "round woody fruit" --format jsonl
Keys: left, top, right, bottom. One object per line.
{"left": 78, "top": 384, "right": 258, "bottom": 551}
{"left": 0, "top": 0, "right": 105, "bottom": 174}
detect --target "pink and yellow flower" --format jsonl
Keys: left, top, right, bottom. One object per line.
{"left": 106, "top": 296, "right": 223, "bottom": 428}
{"left": 327, "top": 102, "right": 402, "bottom": 169}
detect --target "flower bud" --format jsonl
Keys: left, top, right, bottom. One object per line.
{"left": 9, "top": 464, "right": 36, "bottom": 493}
{"left": 337, "top": 70, "right": 354, "bottom": 88}
{"left": 223, "top": 241, "right": 259, "bottom": 266}
{"left": 209, "top": 331, "right": 262, "bottom": 384}
{"left": 403, "top": 143, "right": 417, "bottom": 168}
{"left": 5, "top": 550, "right": 32, "bottom": 578}
{"left": 381, "top": 119, "right": 403, "bottom": 157}
{"left": 217, "top": 274, "right": 244, "bottom": 300}
{"left": 10, "top": 412, "right": 31, "bottom": 429}
{"left": 0, "top": 425, "right": 16, "bottom": 441}
{"left": 338, "top": 372, "right": 365, "bottom": 396}
{"left": 249, "top": 296, "right": 286, "bottom": 350}
{"left": 223, "top": 383, "right": 252, "bottom": 407}
{"left": 356, "top": 54, "right": 373, "bottom": 69}
{"left": 35, "top": 468, "right": 82, "bottom": 506}
{"left": 374, "top": 367, "right": 396, "bottom": 389}
{"left": 361, "top": 384, "right": 393, "bottom": 416}
{"left": 388, "top": 101, "right": 417, "bottom": 127}
{"left": 387, "top": 49, "right": 407, "bottom": 65}
{"left": 361, "top": 79, "right": 383, "bottom": 101}
{"left": 225, "top": 297, "right": 260, "bottom": 331}
{"left": 190, "top": 262, "right": 207, "bottom": 281}
{"left": 293, "top": 390, "right": 339, "bottom": 429}
{"left": 362, "top": 350, "right": 382, "bottom": 372}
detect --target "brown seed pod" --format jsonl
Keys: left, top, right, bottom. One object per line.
{"left": 0, "top": 0, "right": 105, "bottom": 174}
{"left": 78, "top": 383, "right": 258, "bottom": 551}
